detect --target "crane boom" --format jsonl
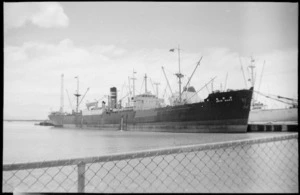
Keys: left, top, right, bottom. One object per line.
{"left": 66, "top": 89, "right": 73, "bottom": 111}
{"left": 256, "top": 91, "right": 298, "bottom": 102}
{"left": 187, "top": 76, "right": 217, "bottom": 101}
{"left": 78, "top": 88, "right": 90, "bottom": 107}
{"left": 181, "top": 56, "right": 203, "bottom": 96}
{"left": 224, "top": 72, "right": 228, "bottom": 91}
{"left": 254, "top": 91, "right": 298, "bottom": 106}
{"left": 277, "top": 95, "right": 298, "bottom": 102}
{"left": 257, "top": 60, "right": 265, "bottom": 92}
{"left": 162, "top": 66, "right": 173, "bottom": 95}
{"left": 239, "top": 57, "right": 248, "bottom": 88}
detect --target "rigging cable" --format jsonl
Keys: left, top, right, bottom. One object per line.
{"left": 139, "top": 76, "right": 145, "bottom": 94}
{"left": 239, "top": 56, "right": 248, "bottom": 88}
{"left": 149, "top": 77, "right": 156, "bottom": 94}
{"left": 181, "top": 56, "right": 203, "bottom": 96}
{"left": 257, "top": 60, "right": 266, "bottom": 92}
{"left": 186, "top": 76, "right": 217, "bottom": 102}
{"left": 254, "top": 91, "right": 297, "bottom": 106}
{"left": 66, "top": 89, "right": 74, "bottom": 111}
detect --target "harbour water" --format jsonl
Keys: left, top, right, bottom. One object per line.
{"left": 3, "top": 121, "right": 296, "bottom": 164}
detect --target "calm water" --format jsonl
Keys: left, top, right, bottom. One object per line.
{"left": 3, "top": 121, "right": 294, "bottom": 164}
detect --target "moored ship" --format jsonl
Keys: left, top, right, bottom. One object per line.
{"left": 243, "top": 57, "right": 298, "bottom": 126}
{"left": 49, "top": 86, "right": 253, "bottom": 133}
{"left": 49, "top": 47, "right": 254, "bottom": 133}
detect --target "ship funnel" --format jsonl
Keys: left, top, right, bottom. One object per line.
{"left": 110, "top": 87, "right": 117, "bottom": 109}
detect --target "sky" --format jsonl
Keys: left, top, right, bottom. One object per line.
{"left": 4, "top": 2, "right": 298, "bottom": 120}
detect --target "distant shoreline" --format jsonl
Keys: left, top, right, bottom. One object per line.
{"left": 4, "top": 119, "right": 45, "bottom": 122}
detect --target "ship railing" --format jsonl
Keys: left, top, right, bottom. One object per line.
{"left": 3, "top": 133, "right": 298, "bottom": 193}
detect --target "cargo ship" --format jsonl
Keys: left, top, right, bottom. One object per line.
{"left": 243, "top": 57, "right": 298, "bottom": 126}
{"left": 49, "top": 48, "right": 254, "bottom": 133}
{"left": 49, "top": 86, "right": 253, "bottom": 133}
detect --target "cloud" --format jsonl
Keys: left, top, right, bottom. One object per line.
{"left": 4, "top": 39, "right": 131, "bottom": 119}
{"left": 4, "top": 2, "right": 69, "bottom": 31}
{"left": 4, "top": 39, "right": 298, "bottom": 119}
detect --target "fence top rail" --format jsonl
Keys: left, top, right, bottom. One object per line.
{"left": 3, "top": 133, "right": 298, "bottom": 171}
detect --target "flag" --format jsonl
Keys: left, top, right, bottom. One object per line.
{"left": 169, "top": 48, "right": 175, "bottom": 52}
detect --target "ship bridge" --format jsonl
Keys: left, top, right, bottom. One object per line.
{"left": 133, "top": 92, "right": 164, "bottom": 110}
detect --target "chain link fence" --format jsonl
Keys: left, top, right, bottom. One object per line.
{"left": 3, "top": 133, "right": 298, "bottom": 193}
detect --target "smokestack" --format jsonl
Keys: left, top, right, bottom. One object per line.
{"left": 118, "top": 100, "right": 122, "bottom": 109}
{"left": 110, "top": 87, "right": 117, "bottom": 109}
{"left": 102, "top": 101, "right": 106, "bottom": 109}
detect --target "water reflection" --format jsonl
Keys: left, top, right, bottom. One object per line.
{"left": 3, "top": 121, "right": 293, "bottom": 163}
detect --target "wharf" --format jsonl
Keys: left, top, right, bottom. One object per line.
{"left": 248, "top": 121, "right": 298, "bottom": 132}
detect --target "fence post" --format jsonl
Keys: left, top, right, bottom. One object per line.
{"left": 77, "top": 162, "right": 85, "bottom": 192}
{"left": 120, "top": 117, "right": 123, "bottom": 130}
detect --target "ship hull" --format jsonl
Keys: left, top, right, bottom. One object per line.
{"left": 49, "top": 88, "right": 253, "bottom": 133}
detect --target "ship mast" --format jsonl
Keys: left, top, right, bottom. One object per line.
{"left": 181, "top": 56, "right": 203, "bottom": 96}
{"left": 144, "top": 74, "right": 148, "bottom": 93}
{"left": 60, "top": 74, "right": 64, "bottom": 113}
{"left": 248, "top": 56, "right": 256, "bottom": 88}
{"left": 130, "top": 69, "right": 137, "bottom": 97}
{"left": 170, "top": 45, "right": 184, "bottom": 103}
{"left": 74, "top": 76, "right": 81, "bottom": 113}
{"left": 248, "top": 56, "right": 256, "bottom": 108}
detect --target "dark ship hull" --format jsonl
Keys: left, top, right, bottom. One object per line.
{"left": 49, "top": 87, "right": 253, "bottom": 133}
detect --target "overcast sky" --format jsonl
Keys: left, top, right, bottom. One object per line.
{"left": 4, "top": 2, "right": 298, "bottom": 120}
